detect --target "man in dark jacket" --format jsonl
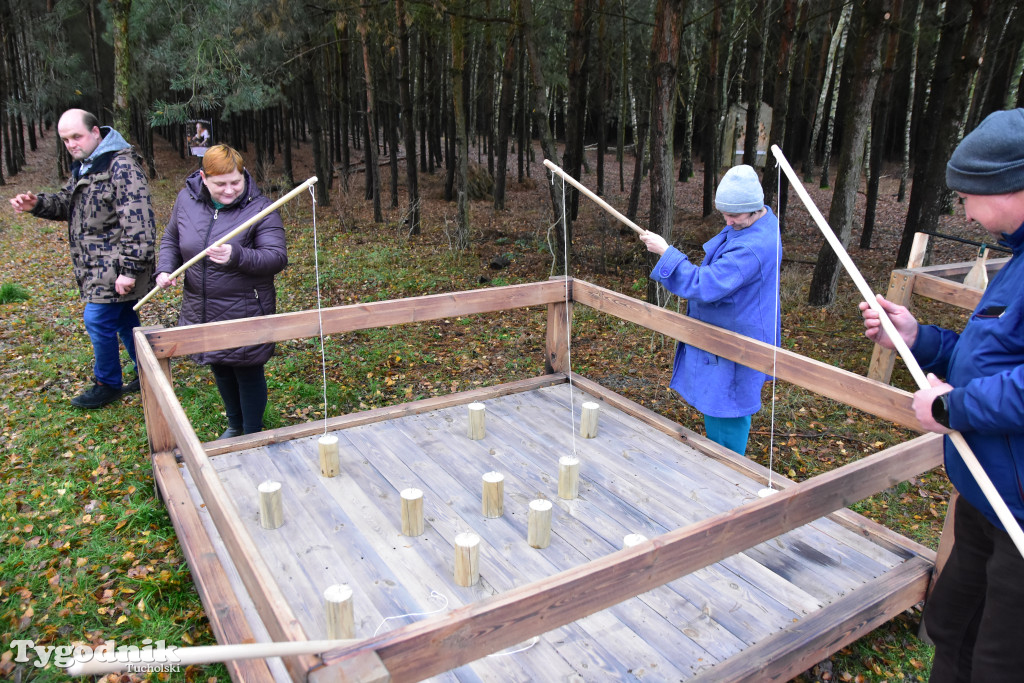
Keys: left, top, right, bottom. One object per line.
{"left": 9, "top": 109, "right": 156, "bottom": 408}
{"left": 861, "top": 108, "right": 1024, "bottom": 682}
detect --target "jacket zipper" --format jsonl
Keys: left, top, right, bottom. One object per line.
{"left": 200, "top": 208, "right": 219, "bottom": 323}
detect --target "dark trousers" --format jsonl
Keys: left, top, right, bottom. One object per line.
{"left": 925, "top": 497, "right": 1024, "bottom": 682}
{"left": 209, "top": 363, "right": 267, "bottom": 434}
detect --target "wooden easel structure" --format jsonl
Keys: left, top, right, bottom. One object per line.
{"left": 136, "top": 278, "right": 944, "bottom": 682}
{"left": 867, "top": 232, "right": 1008, "bottom": 383}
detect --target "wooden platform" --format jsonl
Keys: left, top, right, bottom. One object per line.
{"left": 138, "top": 278, "right": 944, "bottom": 682}
{"left": 164, "top": 378, "right": 936, "bottom": 682}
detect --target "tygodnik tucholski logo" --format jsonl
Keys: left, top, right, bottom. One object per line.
{"left": 8, "top": 638, "right": 181, "bottom": 673}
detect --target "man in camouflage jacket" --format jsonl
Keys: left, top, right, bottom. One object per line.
{"left": 9, "top": 109, "right": 156, "bottom": 408}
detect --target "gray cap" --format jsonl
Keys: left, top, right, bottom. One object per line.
{"left": 715, "top": 165, "right": 764, "bottom": 213}
{"left": 946, "top": 108, "right": 1024, "bottom": 195}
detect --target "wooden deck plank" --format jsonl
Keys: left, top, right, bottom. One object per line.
{"left": 514, "top": 388, "right": 876, "bottom": 599}
{"left": 386, "top": 408, "right": 746, "bottom": 671}
{"left": 340, "top": 419, "right": 697, "bottom": 679}
{"left": 534, "top": 386, "right": 905, "bottom": 575}
{"left": 407, "top": 400, "right": 815, "bottom": 646}
{"left": 152, "top": 452, "right": 282, "bottom": 683}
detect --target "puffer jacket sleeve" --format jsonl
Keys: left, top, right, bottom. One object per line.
{"left": 227, "top": 206, "right": 287, "bottom": 277}
{"left": 110, "top": 155, "right": 156, "bottom": 279}
{"left": 910, "top": 324, "right": 959, "bottom": 378}
{"left": 947, "top": 364, "right": 1024, "bottom": 434}
{"left": 30, "top": 177, "right": 76, "bottom": 222}
{"left": 651, "top": 243, "right": 763, "bottom": 304}
{"left": 157, "top": 196, "right": 185, "bottom": 275}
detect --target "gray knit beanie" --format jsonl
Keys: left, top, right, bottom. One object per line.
{"left": 715, "top": 165, "right": 764, "bottom": 213}
{"left": 946, "top": 108, "right": 1024, "bottom": 195}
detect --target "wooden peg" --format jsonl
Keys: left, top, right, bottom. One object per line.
{"left": 318, "top": 434, "right": 340, "bottom": 478}
{"left": 482, "top": 472, "right": 504, "bottom": 518}
{"left": 454, "top": 532, "right": 481, "bottom": 586}
{"left": 258, "top": 481, "right": 283, "bottom": 530}
{"left": 467, "top": 402, "right": 486, "bottom": 440}
{"left": 558, "top": 456, "right": 580, "bottom": 500}
{"left": 323, "top": 584, "right": 355, "bottom": 639}
{"left": 623, "top": 533, "right": 648, "bottom": 548}
{"left": 580, "top": 401, "right": 600, "bottom": 438}
{"left": 527, "top": 499, "right": 553, "bottom": 548}
{"left": 401, "top": 488, "right": 424, "bottom": 536}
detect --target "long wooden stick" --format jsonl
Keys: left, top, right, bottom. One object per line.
{"left": 543, "top": 159, "right": 647, "bottom": 235}
{"left": 65, "top": 638, "right": 355, "bottom": 676}
{"left": 133, "top": 176, "right": 319, "bottom": 311}
{"left": 770, "top": 144, "right": 1024, "bottom": 558}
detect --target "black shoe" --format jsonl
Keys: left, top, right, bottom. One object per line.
{"left": 70, "top": 382, "right": 121, "bottom": 409}
{"left": 219, "top": 426, "right": 243, "bottom": 440}
{"left": 123, "top": 377, "right": 140, "bottom": 393}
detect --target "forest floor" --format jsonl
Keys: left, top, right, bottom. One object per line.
{"left": 0, "top": 129, "right": 991, "bottom": 682}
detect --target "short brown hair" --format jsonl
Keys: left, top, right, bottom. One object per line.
{"left": 202, "top": 144, "right": 244, "bottom": 176}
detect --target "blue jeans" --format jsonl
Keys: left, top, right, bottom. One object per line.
{"left": 83, "top": 301, "right": 140, "bottom": 388}
{"left": 703, "top": 414, "right": 752, "bottom": 455}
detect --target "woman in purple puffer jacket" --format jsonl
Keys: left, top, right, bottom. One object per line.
{"left": 156, "top": 145, "right": 287, "bottom": 439}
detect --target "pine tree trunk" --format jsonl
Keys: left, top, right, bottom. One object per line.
{"left": 494, "top": 10, "right": 519, "bottom": 211}
{"left": 808, "top": 0, "right": 892, "bottom": 306}
{"left": 896, "top": 0, "right": 991, "bottom": 268}
{"left": 358, "top": 8, "right": 382, "bottom": 222}
{"left": 108, "top": 0, "right": 132, "bottom": 136}
{"left": 702, "top": 1, "right": 722, "bottom": 218}
{"left": 395, "top": 0, "right": 420, "bottom": 234}
{"left": 803, "top": 4, "right": 851, "bottom": 182}
{"left": 450, "top": 11, "right": 470, "bottom": 251}
{"left": 647, "top": 0, "right": 686, "bottom": 304}
{"left": 519, "top": 0, "right": 567, "bottom": 273}
{"left": 761, "top": 0, "right": 801, "bottom": 210}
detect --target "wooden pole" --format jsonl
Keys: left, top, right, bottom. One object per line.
{"left": 580, "top": 401, "right": 599, "bottom": 438}
{"left": 558, "top": 456, "right": 580, "bottom": 500}
{"left": 318, "top": 434, "right": 340, "bottom": 478}
{"left": 258, "top": 481, "right": 283, "bottom": 530}
{"left": 133, "top": 176, "right": 319, "bottom": 311}
{"left": 324, "top": 584, "right": 355, "bottom": 639}
{"left": 467, "top": 402, "right": 486, "bottom": 440}
{"left": 401, "top": 488, "right": 424, "bottom": 536}
{"left": 527, "top": 499, "right": 553, "bottom": 548}
{"left": 543, "top": 159, "right": 646, "bottom": 236}
{"left": 454, "top": 532, "right": 480, "bottom": 586}
{"left": 482, "top": 471, "right": 504, "bottom": 518}
{"left": 66, "top": 639, "right": 358, "bottom": 677}
{"left": 771, "top": 144, "right": 1024, "bottom": 559}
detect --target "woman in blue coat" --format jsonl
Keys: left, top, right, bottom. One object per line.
{"left": 640, "top": 165, "right": 781, "bottom": 455}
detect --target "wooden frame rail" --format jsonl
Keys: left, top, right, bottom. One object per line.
{"left": 867, "top": 257, "right": 1009, "bottom": 383}
{"left": 135, "top": 277, "right": 942, "bottom": 683}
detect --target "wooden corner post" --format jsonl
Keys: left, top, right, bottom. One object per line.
{"left": 545, "top": 276, "right": 573, "bottom": 374}
{"left": 866, "top": 270, "right": 915, "bottom": 384}
{"left": 135, "top": 326, "right": 175, "bottom": 455}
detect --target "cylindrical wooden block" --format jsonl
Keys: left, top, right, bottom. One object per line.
{"left": 623, "top": 533, "right": 648, "bottom": 548}
{"left": 558, "top": 456, "right": 580, "bottom": 500}
{"left": 580, "top": 401, "right": 600, "bottom": 438}
{"left": 323, "top": 584, "right": 354, "bottom": 639}
{"left": 318, "top": 434, "right": 340, "bottom": 478}
{"left": 467, "top": 402, "right": 486, "bottom": 440}
{"left": 258, "top": 481, "right": 283, "bottom": 530}
{"left": 454, "top": 532, "right": 480, "bottom": 586}
{"left": 527, "top": 499, "right": 553, "bottom": 549}
{"left": 401, "top": 488, "right": 424, "bottom": 536}
{"left": 482, "top": 472, "right": 504, "bottom": 518}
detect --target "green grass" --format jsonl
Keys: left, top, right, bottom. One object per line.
{"left": 0, "top": 282, "right": 30, "bottom": 304}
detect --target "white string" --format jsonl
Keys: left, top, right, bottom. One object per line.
{"left": 372, "top": 590, "right": 449, "bottom": 637}
{"left": 764, "top": 164, "right": 783, "bottom": 492}
{"left": 554, "top": 174, "right": 578, "bottom": 459}
{"left": 309, "top": 185, "right": 328, "bottom": 435}
{"left": 487, "top": 636, "right": 540, "bottom": 657}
